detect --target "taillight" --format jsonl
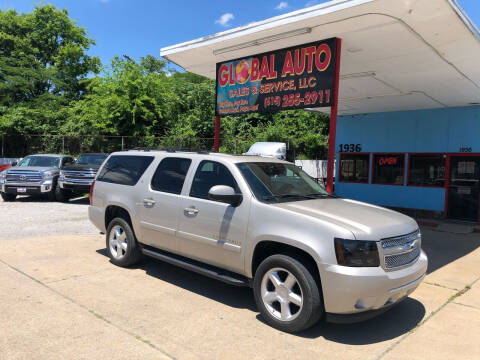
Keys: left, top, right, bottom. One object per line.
{"left": 89, "top": 180, "right": 95, "bottom": 205}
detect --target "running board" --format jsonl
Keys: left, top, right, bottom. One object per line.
{"left": 141, "top": 246, "right": 251, "bottom": 287}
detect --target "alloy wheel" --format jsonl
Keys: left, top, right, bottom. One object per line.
{"left": 109, "top": 225, "right": 128, "bottom": 260}
{"left": 260, "top": 267, "right": 304, "bottom": 321}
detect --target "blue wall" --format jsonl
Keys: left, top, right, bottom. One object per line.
{"left": 335, "top": 106, "right": 480, "bottom": 211}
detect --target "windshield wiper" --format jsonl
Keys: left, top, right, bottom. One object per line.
{"left": 263, "top": 194, "right": 317, "bottom": 202}
{"left": 304, "top": 193, "right": 337, "bottom": 198}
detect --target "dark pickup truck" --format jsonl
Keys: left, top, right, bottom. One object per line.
{"left": 57, "top": 153, "right": 108, "bottom": 202}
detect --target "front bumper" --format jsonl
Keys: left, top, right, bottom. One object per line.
{"left": 1, "top": 181, "right": 54, "bottom": 194}
{"left": 58, "top": 177, "right": 93, "bottom": 192}
{"left": 320, "top": 250, "right": 428, "bottom": 316}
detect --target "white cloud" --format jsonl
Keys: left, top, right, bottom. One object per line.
{"left": 215, "top": 13, "right": 234, "bottom": 27}
{"left": 305, "top": 1, "right": 320, "bottom": 7}
{"left": 276, "top": 2, "right": 288, "bottom": 10}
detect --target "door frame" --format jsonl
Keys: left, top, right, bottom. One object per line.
{"left": 444, "top": 153, "right": 480, "bottom": 222}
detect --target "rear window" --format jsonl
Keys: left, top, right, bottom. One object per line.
{"left": 97, "top": 155, "right": 154, "bottom": 186}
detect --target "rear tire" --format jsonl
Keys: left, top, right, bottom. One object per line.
{"left": 1, "top": 192, "right": 16, "bottom": 202}
{"left": 253, "top": 254, "right": 323, "bottom": 333}
{"left": 55, "top": 187, "right": 71, "bottom": 202}
{"left": 106, "top": 217, "right": 143, "bottom": 267}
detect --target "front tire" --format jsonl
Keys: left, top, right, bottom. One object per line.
{"left": 253, "top": 254, "right": 323, "bottom": 333}
{"left": 106, "top": 217, "right": 143, "bottom": 267}
{"left": 1, "top": 192, "right": 16, "bottom": 202}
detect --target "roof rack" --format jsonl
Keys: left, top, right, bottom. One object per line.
{"left": 125, "top": 147, "right": 210, "bottom": 155}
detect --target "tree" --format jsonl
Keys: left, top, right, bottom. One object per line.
{"left": 140, "top": 55, "right": 166, "bottom": 74}
{"left": 0, "top": 5, "right": 100, "bottom": 105}
{"left": 0, "top": 4, "right": 100, "bottom": 142}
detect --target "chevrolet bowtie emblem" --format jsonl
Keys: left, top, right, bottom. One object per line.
{"left": 404, "top": 240, "right": 416, "bottom": 251}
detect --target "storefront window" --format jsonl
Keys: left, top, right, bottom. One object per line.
{"left": 373, "top": 154, "right": 405, "bottom": 185}
{"left": 339, "top": 154, "right": 370, "bottom": 183}
{"left": 408, "top": 155, "right": 445, "bottom": 187}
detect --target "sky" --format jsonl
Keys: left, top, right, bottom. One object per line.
{"left": 1, "top": 0, "right": 479, "bottom": 72}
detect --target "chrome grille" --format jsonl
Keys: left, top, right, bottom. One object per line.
{"left": 62, "top": 170, "right": 96, "bottom": 179}
{"left": 5, "top": 170, "right": 42, "bottom": 183}
{"left": 381, "top": 230, "right": 420, "bottom": 248}
{"left": 385, "top": 246, "right": 421, "bottom": 269}
{"left": 381, "top": 230, "right": 421, "bottom": 270}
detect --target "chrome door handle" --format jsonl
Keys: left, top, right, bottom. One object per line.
{"left": 184, "top": 207, "right": 199, "bottom": 215}
{"left": 143, "top": 198, "right": 156, "bottom": 206}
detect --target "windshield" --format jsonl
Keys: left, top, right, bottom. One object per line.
{"left": 76, "top": 154, "right": 108, "bottom": 165}
{"left": 17, "top": 156, "right": 60, "bottom": 168}
{"left": 237, "top": 162, "right": 331, "bottom": 203}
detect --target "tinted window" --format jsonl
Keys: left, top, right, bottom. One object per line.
{"left": 408, "top": 155, "right": 445, "bottom": 187}
{"left": 190, "top": 161, "right": 239, "bottom": 199}
{"left": 17, "top": 156, "right": 60, "bottom": 167}
{"left": 339, "top": 154, "right": 369, "bottom": 183}
{"left": 151, "top": 157, "right": 191, "bottom": 194}
{"left": 97, "top": 155, "right": 154, "bottom": 186}
{"left": 76, "top": 154, "right": 108, "bottom": 165}
{"left": 62, "top": 157, "right": 74, "bottom": 166}
{"left": 373, "top": 154, "right": 405, "bottom": 185}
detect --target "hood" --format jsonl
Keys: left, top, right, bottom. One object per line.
{"left": 7, "top": 166, "right": 59, "bottom": 173}
{"left": 273, "top": 198, "right": 418, "bottom": 240}
{"left": 61, "top": 164, "right": 100, "bottom": 171}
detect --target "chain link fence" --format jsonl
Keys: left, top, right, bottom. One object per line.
{"left": 0, "top": 134, "right": 256, "bottom": 158}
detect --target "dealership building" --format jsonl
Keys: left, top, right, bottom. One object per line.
{"left": 161, "top": 0, "right": 480, "bottom": 222}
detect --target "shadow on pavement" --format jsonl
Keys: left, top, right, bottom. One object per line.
{"left": 296, "top": 297, "right": 424, "bottom": 343}
{"left": 96, "top": 247, "right": 425, "bottom": 344}
{"left": 421, "top": 228, "right": 480, "bottom": 274}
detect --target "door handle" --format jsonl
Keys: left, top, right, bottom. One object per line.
{"left": 143, "top": 198, "right": 156, "bottom": 206}
{"left": 184, "top": 206, "right": 199, "bottom": 215}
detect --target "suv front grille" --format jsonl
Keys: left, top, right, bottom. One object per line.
{"left": 385, "top": 246, "right": 421, "bottom": 269}
{"left": 380, "top": 230, "right": 421, "bottom": 270}
{"left": 62, "top": 170, "right": 96, "bottom": 179}
{"left": 5, "top": 170, "right": 42, "bottom": 183}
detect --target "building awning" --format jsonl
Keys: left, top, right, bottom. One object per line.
{"left": 160, "top": 0, "right": 480, "bottom": 115}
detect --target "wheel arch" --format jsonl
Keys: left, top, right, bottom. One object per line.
{"left": 104, "top": 204, "right": 134, "bottom": 230}
{"left": 250, "top": 240, "right": 322, "bottom": 285}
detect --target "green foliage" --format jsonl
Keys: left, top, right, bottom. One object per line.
{"left": 0, "top": 5, "right": 100, "bottom": 104}
{"left": 0, "top": 4, "right": 330, "bottom": 158}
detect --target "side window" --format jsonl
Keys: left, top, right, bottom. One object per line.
{"left": 97, "top": 155, "right": 154, "bottom": 186}
{"left": 190, "top": 161, "right": 239, "bottom": 200}
{"left": 62, "top": 157, "right": 74, "bottom": 166}
{"left": 372, "top": 154, "right": 405, "bottom": 185}
{"left": 408, "top": 155, "right": 445, "bottom": 187}
{"left": 339, "top": 153, "right": 370, "bottom": 183}
{"left": 151, "top": 157, "right": 192, "bottom": 194}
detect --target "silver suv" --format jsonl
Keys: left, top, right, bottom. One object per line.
{"left": 89, "top": 150, "right": 427, "bottom": 332}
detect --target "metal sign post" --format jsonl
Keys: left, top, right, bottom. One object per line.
{"left": 214, "top": 115, "right": 221, "bottom": 152}
{"left": 326, "top": 38, "right": 342, "bottom": 194}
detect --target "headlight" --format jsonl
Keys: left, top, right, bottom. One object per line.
{"left": 334, "top": 238, "right": 380, "bottom": 267}
{"left": 0, "top": 171, "right": 5, "bottom": 179}
{"left": 42, "top": 171, "right": 55, "bottom": 180}
{"left": 59, "top": 170, "right": 65, "bottom": 177}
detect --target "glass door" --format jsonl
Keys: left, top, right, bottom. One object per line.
{"left": 447, "top": 156, "right": 480, "bottom": 222}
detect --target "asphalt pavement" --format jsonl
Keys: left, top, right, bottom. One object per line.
{"left": 0, "top": 197, "right": 479, "bottom": 359}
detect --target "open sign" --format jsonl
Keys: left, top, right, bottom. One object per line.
{"left": 378, "top": 157, "right": 398, "bottom": 166}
